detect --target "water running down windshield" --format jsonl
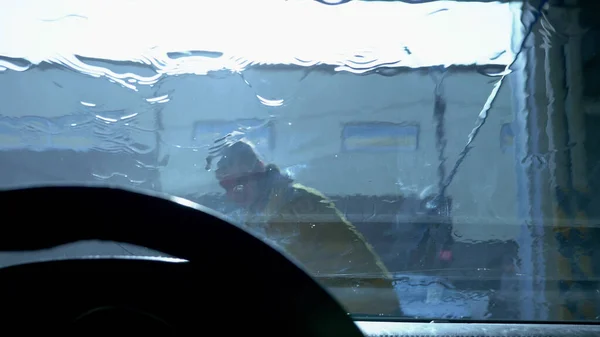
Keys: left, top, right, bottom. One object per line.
{"left": 1, "top": 0, "right": 600, "bottom": 322}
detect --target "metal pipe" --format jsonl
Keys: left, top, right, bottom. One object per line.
{"left": 540, "top": 3, "right": 594, "bottom": 320}
{"left": 561, "top": 5, "right": 596, "bottom": 320}
{"left": 510, "top": 1, "right": 548, "bottom": 319}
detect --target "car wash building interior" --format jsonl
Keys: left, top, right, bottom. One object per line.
{"left": 0, "top": 0, "right": 599, "bottom": 321}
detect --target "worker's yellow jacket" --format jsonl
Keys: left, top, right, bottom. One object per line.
{"left": 245, "top": 182, "right": 402, "bottom": 316}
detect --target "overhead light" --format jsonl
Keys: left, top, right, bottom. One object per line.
{"left": 0, "top": 0, "right": 521, "bottom": 88}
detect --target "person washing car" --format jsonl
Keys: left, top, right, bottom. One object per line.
{"left": 205, "top": 139, "right": 402, "bottom": 316}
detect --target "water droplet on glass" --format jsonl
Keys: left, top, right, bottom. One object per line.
{"left": 256, "top": 95, "right": 284, "bottom": 107}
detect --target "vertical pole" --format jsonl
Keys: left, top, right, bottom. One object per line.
{"left": 510, "top": 0, "right": 548, "bottom": 320}
{"left": 511, "top": 1, "right": 582, "bottom": 320}
{"left": 557, "top": 3, "right": 596, "bottom": 320}
{"left": 540, "top": 9, "right": 575, "bottom": 319}
{"left": 532, "top": 2, "right": 595, "bottom": 320}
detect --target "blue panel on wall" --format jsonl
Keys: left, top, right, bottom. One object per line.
{"left": 341, "top": 122, "right": 419, "bottom": 153}
{"left": 0, "top": 115, "right": 97, "bottom": 151}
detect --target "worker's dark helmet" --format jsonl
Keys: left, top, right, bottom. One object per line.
{"left": 209, "top": 140, "right": 266, "bottom": 181}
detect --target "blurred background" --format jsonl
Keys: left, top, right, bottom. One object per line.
{"left": 1, "top": 0, "right": 600, "bottom": 322}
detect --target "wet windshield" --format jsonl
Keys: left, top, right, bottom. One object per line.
{"left": 1, "top": 0, "right": 599, "bottom": 322}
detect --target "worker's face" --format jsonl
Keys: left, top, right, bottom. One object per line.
{"left": 217, "top": 173, "right": 260, "bottom": 207}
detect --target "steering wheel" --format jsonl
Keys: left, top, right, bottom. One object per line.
{"left": 0, "top": 186, "right": 365, "bottom": 336}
